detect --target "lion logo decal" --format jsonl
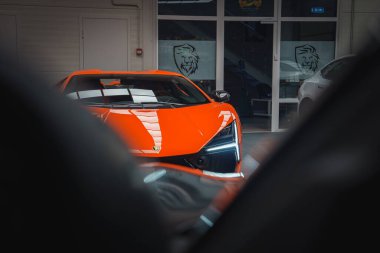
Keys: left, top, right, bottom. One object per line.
{"left": 173, "top": 44, "right": 199, "bottom": 76}
{"left": 295, "top": 44, "right": 320, "bottom": 76}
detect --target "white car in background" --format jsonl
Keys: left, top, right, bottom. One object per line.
{"left": 298, "top": 55, "right": 356, "bottom": 116}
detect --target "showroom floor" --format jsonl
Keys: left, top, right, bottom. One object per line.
{"left": 242, "top": 132, "right": 284, "bottom": 157}
{"left": 240, "top": 117, "right": 271, "bottom": 132}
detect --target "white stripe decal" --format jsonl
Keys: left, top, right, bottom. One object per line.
{"left": 132, "top": 110, "right": 162, "bottom": 154}
{"left": 218, "top": 111, "right": 232, "bottom": 132}
{"left": 110, "top": 109, "right": 132, "bottom": 115}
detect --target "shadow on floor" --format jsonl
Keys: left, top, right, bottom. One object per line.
{"left": 242, "top": 132, "right": 285, "bottom": 157}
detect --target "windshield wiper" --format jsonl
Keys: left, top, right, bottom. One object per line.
{"left": 82, "top": 102, "right": 112, "bottom": 108}
{"left": 109, "top": 101, "right": 185, "bottom": 109}
{"left": 109, "top": 101, "right": 143, "bottom": 108}
{"left": 140, "top": 102, "right": 185, "bottom": 108}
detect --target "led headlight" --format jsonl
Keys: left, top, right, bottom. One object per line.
{"left": 204, "top": 120, "right": 240, "bottom": 162}
{"left": 158, "top": 121, "right": 241, "bottom": 173}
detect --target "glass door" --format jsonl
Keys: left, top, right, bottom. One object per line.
{"left": 224, "top": 21, "right": 274, "bottom": 132}
{"left": 279, "top": 21, "right": 336, "bottom": 129}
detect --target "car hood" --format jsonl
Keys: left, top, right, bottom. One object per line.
{"left": 88, "top": 103, "right": 238, "bottom": 157}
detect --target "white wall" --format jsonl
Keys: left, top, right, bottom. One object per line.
{"left": 0, "top": 0, "right": 156, "bottom": 84}
{"left": 337, "top": 0, "right": 380, "bottom": 56}
{"left": 142, "top": 0, "right": 157, "bottom": 70}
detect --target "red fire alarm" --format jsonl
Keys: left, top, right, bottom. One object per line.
{"left": 136, "top": 48, "right": 143, "bottom": 56}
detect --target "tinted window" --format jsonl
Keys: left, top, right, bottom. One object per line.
{"left": 225, "top": 0, "right": 274, "bottom": 17}
{"left": 65, "top": 75, "right": 209, "bottom": 107}
{"left": 158, "top": 0, "right": 217, "bottom": 16}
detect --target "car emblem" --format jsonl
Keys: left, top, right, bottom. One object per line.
{"left": 153, "top": 146, "right": 161, "bottom": 151}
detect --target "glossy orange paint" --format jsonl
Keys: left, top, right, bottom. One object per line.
{"left": 61, "top": 70, "right": 243, "bottom": 173}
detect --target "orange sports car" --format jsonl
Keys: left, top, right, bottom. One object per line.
{"left": 59, "top": 70, "right": 242, "bottom": 175}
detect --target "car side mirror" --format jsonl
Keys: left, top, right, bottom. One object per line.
{"left": 212, "top": 90, "right": 230, "bottom": 102}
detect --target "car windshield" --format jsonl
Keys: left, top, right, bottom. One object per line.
{"left": 64, "top": 74, "right": 209, "bottom": 107}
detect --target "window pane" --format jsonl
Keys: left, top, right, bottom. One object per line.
{"left": 280, "top": 22, "right": 336, "bottom": 98}
{"left": 282, "top": 0, "right": 337, "bottom": 17}
{"left": 158, "top": 0, "right": 217, "bottom": 16}
{"left": 224, "top": 21, "right": 273, "bottom": 131}
{"left": 225, "top": 0, "right": 274, "bottom": 17}
{"left": 158, "top": 20, "right": 216, "bottom": 93}
{"left": 279, "top": 103, "right": 298, "bottom": 129}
